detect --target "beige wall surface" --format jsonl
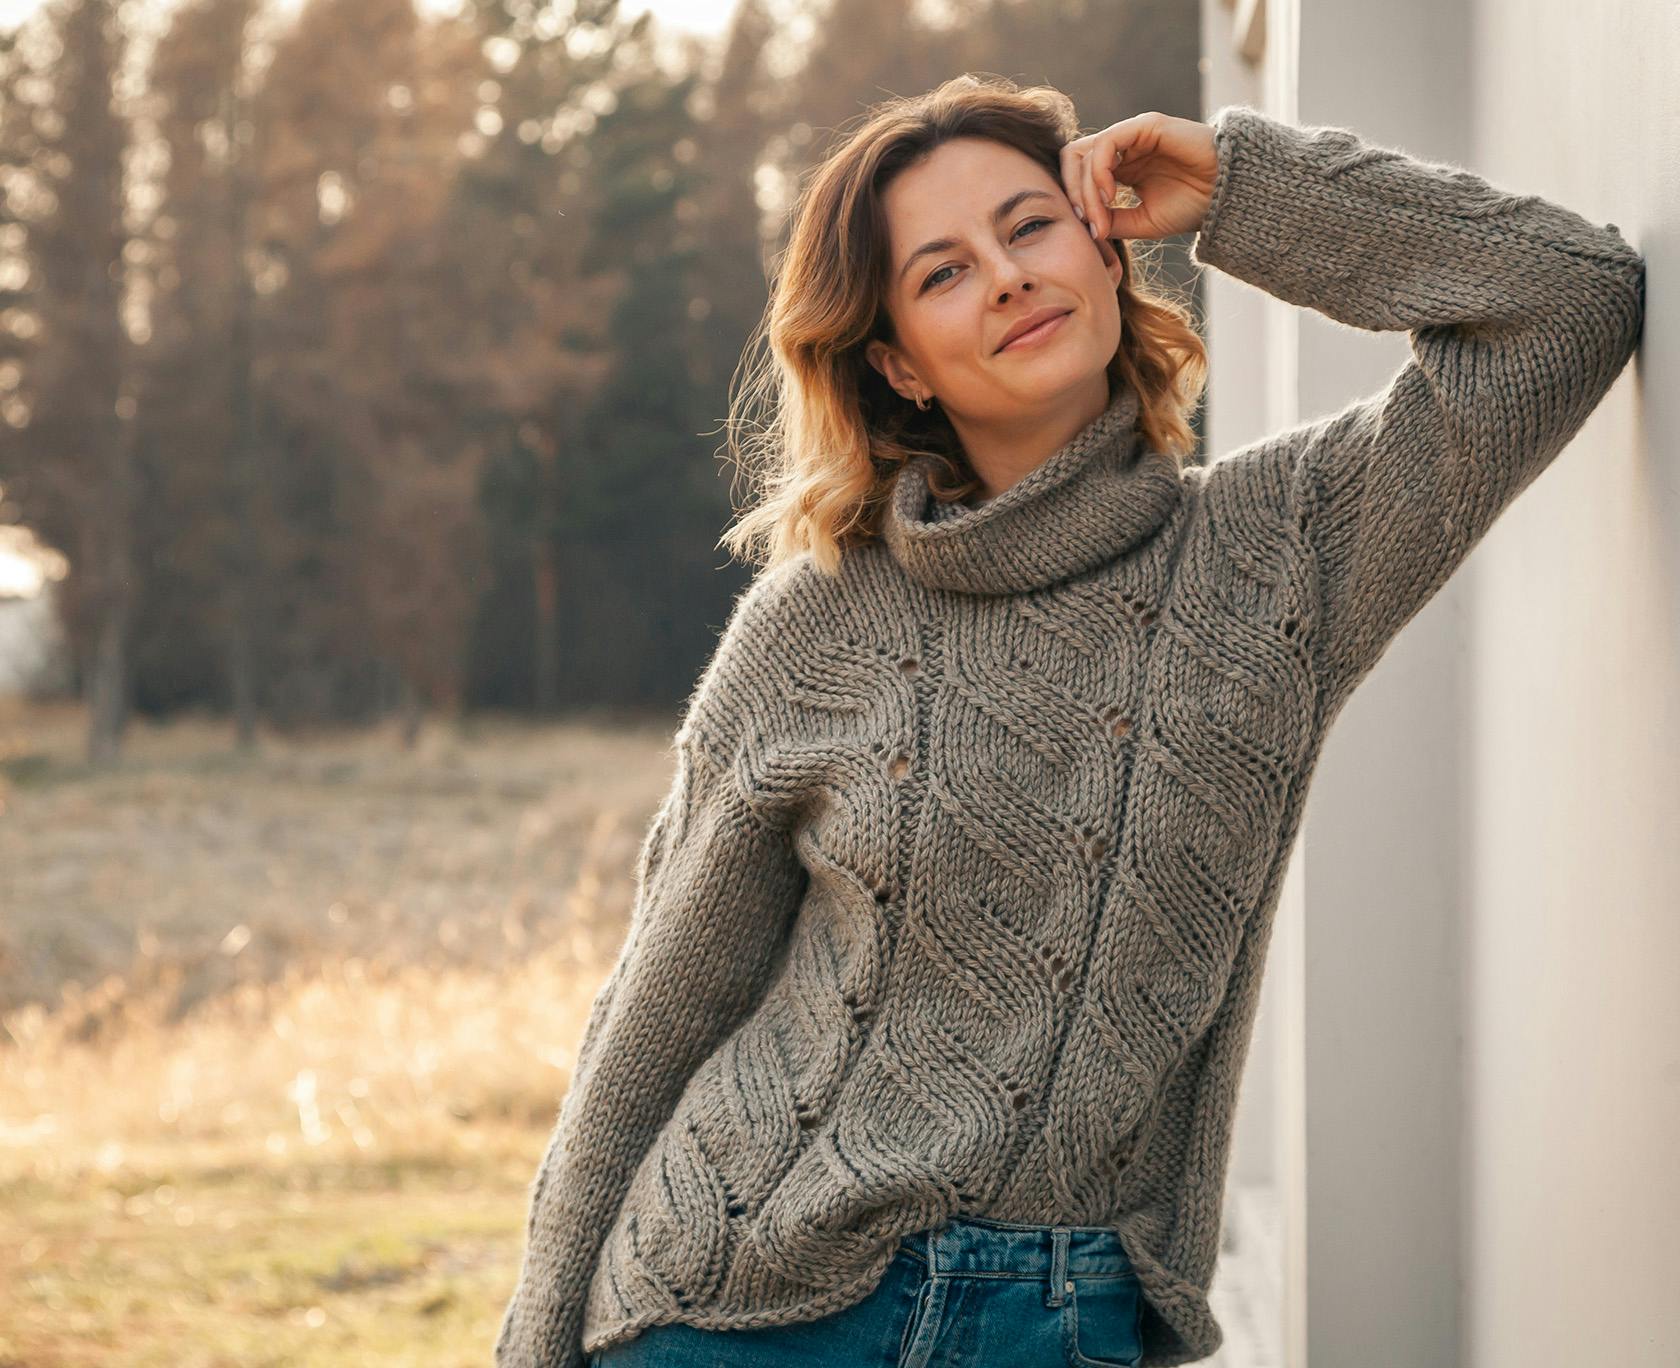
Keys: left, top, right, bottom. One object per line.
{"left": 1198, "top": 0, "right": 1678, "bottom": 1364}
{"left": 1463, "top": 6, "right": 1679, "bottom": 1367}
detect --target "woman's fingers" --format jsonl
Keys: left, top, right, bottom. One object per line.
{"left": 1064, "top": 113, "right": 1159, "bottom": 239}
{"left": 1086, "top": 136, "right": 1140, "bottom": 240}
{"left": 1059, "top": 141, "right": 1091, "bottom": 224}
{"left": 1090, "top": 140, "right": 1118, "bottom": 232}
{"left": 1080, "top": 149, "right": 1106, "bottom": 239}
{"left": 1061, "top": 112, "right": 1218, "bottom": 241}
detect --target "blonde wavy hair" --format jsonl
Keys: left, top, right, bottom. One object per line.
{"left": 717, "top": 73, "right": 1209, "bottom": 575}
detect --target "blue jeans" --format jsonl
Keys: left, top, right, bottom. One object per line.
{"left": 589, "top": 1214, "right": 1145, "bottom": 1367}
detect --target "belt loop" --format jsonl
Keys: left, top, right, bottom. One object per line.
{"left": 1046, "top": 1227, "right": 1070, "bottom": 1308}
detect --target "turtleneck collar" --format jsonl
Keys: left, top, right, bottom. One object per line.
{"left": 880, "top": 380, "right": 1184, "bottom": 595}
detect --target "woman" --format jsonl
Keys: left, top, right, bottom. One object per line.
{"left": 496, "top": 76, "right": 1644, "bottom": 1368}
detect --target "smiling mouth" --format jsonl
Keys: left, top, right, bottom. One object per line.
{"left": 997, "top": 310, "right": 1072, "bottom": 353}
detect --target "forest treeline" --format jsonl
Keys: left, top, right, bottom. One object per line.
{"left": 0, "top": 0, "right": 1198, "bottom": 759}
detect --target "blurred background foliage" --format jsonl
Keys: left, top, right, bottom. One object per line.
{"left": 0, "top": 0, "right": 1201, "bottom": 760}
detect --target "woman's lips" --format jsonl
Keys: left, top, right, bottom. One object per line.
{"left": 997, "top": 309, "right": 1071, "bottom": 352}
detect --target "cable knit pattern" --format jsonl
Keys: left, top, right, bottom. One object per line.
{"left": 494, "top": 104, "right": 1645, "bottom": 1368}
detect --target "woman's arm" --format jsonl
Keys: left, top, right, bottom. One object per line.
{"left": 1190, "top": 105, "right": 1646, "bottom": 716}
{"left": 494, "top": 576, "right": 809, "bottom": 1368}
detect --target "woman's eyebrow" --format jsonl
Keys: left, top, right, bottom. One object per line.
{"left": 897, "top": 187, "right": 1060, "bottom": 285}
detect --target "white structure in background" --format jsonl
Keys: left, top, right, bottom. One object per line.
{"left": 0, "top": 530, "right": 70, "bottom": 697}
{"left": 1199, "top": 1, "right": 1678, "bottom": 1366}
{"left": 0, "top": 580, "right": 68, "bottom": 696}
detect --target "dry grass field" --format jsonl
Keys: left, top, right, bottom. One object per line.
{"left": 0, "top": 696, "right": 680, "bottom": 1367}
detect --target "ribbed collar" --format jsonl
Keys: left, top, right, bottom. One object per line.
{"left": 880, "top": 381, "right": 1183, "bottom": 595}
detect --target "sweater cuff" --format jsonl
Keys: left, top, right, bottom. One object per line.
{"left": 1190, "top": 103, "right": 1327, "bottom": 306}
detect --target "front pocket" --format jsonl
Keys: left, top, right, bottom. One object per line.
{"left": 1062, "top": 1273, "right": 1144, "bottom": 1368}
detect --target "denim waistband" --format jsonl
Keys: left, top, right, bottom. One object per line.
{"left": 896, "top": 1213, "right": 1134, "bottom": 1304}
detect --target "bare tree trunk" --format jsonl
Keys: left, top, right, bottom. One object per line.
{"left": 222, "top": 80, "right": 261, "bottom": 752}
{"left": 531, "top": 428, "right": 559, "bottom": 715}
{"left": 85, "top": 409, "right": 135, "bottom": 765}
{"left": 397, "top": 671, "right": 423, "bottom": 750}
{"left": 60, "top": 0, "right": 136, "bottom": 766}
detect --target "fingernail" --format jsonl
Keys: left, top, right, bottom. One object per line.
{"left": 1073, "top": 204, "right": 1085, "bottom": 221}
{"left": 1088, "top": 220, "right": 1099, "bottom": 239}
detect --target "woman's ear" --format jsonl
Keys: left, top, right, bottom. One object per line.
{"left": 865, "top": 338, "right": 922, "bottom": 402}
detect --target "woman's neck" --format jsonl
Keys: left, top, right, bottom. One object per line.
{"left": 945, "top": 374, "right": 1113, "bottom": 503}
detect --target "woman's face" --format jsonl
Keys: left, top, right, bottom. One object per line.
{"left": 865, "top": 136, "right": 1125, "bottom": 423}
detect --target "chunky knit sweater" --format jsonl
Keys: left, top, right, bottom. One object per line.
{"left": 495, "top": 104, "right": 1645, "bottom": 1367}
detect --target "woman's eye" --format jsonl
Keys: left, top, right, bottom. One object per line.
{"left": 921, "top": 218, "right": 1054, "bottom": 291}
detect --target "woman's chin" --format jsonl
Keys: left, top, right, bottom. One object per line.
{"left": 985, "top": 358, "right": 1106, "bottom": 402}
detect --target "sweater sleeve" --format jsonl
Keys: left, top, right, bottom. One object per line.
{"left": 493, "top": 573, "right": 808, "bottom": 1368}
{"left": 1190, "top": 105, "right": 1646, "bottom": 716}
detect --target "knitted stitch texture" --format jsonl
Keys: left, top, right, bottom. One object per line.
{"left": 494, "top": 104, "right": 1645, "bottom": 1367}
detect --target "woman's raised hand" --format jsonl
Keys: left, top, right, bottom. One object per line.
{"left": 1060, "top": 111, "right": 1219, "bottom": 243}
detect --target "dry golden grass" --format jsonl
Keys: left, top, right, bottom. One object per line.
{"left": 0, "top": 695, "right": 680, "bottom": 1367}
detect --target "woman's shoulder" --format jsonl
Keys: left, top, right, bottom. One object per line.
{"left": 687, "top": 554, "right": 846, "bottom": 724}
{"left": 733, "top": 541, "right": 909, "bottom": 634}
{"left": 704, "top": 543, "right": 911, "bottom": 691}
{"left": 721, "top": 550, "right": 828, "bottom": 644}
{"left": 1171, "top": 437, "right": 1306, "bottom": 546}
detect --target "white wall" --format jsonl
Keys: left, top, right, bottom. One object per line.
{"left": 1200, "top": 0, "right": 1678, "bottom": 1364}
{"left": 1462, "top": 5, "right": 1680, "bottom": 1367}
{"left": 1295, "top": 5, "right": 1473, "bottom": 1365}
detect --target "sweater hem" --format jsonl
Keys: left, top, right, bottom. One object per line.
{"left": 580, "top": 1240, "right": 900, "bottom": 1357}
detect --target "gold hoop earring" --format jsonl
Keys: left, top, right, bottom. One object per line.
{"left": 915, "top": 391, "right": 933, "bottom": 412}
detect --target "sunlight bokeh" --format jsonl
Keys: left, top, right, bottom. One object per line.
{"left": 0, "top": 0, "right": 745, "bottom": 33}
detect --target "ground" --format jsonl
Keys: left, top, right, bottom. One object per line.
{"left": 0, "top": 698, "right": 675, "bottom": 1367}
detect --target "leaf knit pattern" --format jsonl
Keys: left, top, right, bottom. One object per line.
{"left": 494, "top": 104, "right": 1645, "bottom": 1368}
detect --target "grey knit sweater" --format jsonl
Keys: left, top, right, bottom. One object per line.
{"left": 495, "top": 105, "right": 1644, "bottom": 1367}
